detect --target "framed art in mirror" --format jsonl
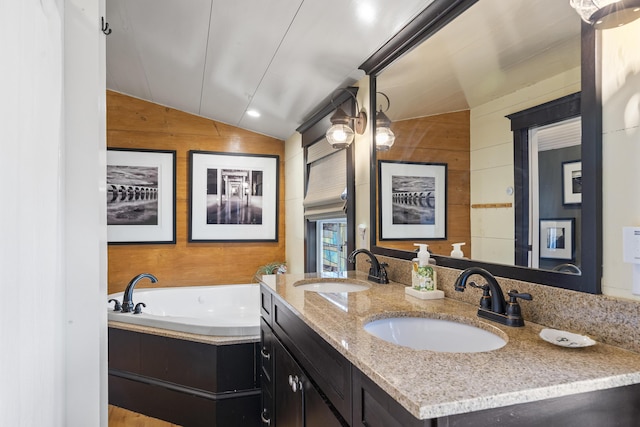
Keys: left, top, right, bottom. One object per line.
{"left": 562, "top": 160, "right": 582, "bottom": 205}
{"left": 107, "top": 148, "right": 176, "bottom": 245}
{"left": 189, "top": 151, "right": 279, "bottom": 242}
{"left": 540, "top": 218, "right": 575, "bottom": 260}
{"left": 378, "top": 160, "right": 447, "bottom": 240}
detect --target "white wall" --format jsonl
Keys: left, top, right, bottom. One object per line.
{"left": 601, "top": 19, "right": 640, "bottom": 300}
{"left": 285, "top": 132, "right": 305, "bottom": 273}
{"left": 469, "top": 67, "right": 581, "bottom": 264}
{"left": 0, "top": 0, "right": 107, "bottom": 426}
{"left": 354, "top": 78, "right": 372, "bottom": 250}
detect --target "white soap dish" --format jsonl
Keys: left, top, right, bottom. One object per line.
{"left": 539, "top": 328, "right": 596, "bottom": 348}
{"left": 405, "top": 287, "right": 444, "bottom": 300}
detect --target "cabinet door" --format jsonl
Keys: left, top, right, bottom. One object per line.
{"left": 260, "top": 320, "right": 274, "bottom": 426}
{"left": 274, "top": 338, "right": 304, "bottom": 426}
{"left": 304, "top": 381, "right": 347, "bottom": 427}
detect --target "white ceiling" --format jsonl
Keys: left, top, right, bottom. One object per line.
{"left": 105, "top": 0, "right": 435, "bottom": 140}
{"left": 377, "top": 0, "right": 582, "bottom": 121}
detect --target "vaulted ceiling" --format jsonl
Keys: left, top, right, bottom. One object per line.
{"left": 106, "top": 0, "right": 582, "bottom": 141}
{"left": 106, "top": 0, "right": 434, "bottom": 140}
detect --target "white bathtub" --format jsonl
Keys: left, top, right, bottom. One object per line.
{"left": 107, "top": 284, "right": 260, "bottom": 336}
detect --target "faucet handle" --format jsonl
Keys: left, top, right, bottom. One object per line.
{"left": 378, "top": 263, "right": 389, "bottom": 284}
{"left": 507, "top": 290, "right": 532, "bottom": 301}
{"left": 108, "top": 299, "right": 122, "bottom": 312}
{"left": 133, "top": 302, "right": 146, "bottom": 314}
{"left": 506, "top": 290, "right": 532, "bottom": 319}
{"left": 469, "top": 281, "right": 492, "bottom": 310}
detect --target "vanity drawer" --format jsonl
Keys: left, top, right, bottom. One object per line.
{"left": 271, "top": 297, "right": 352, "bottom": 423}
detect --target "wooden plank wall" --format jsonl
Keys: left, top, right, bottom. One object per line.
{"left": 107, "top": 91, "right": 286, "bottom": 294}
{"left": 376, "top": 110, "right": 471, "bottom": 257}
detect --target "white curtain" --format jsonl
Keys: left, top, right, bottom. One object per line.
{"left": 0, "top": 1, "right": 64, "bottom": 426}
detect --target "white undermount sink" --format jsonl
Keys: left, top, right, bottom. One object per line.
{"left": 364, "top": 316, "right": 507, "bottom": 353}
{"left": 294, "top": 281, "right": 371, "bottom": 293}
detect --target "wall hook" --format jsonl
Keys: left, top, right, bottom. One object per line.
{"left": 101, "top": 17, "right": 112, "bottom": 35}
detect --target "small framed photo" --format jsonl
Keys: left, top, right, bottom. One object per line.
{"left": 378, "top": 160, "right": 447, "bottom": 240}
{"left": 107, "top": 148, "right": 176, "bottom": 244}
{"left": 540, "top": 218, "right": 575, "bottom": 260}
{"left": 189, "top": 151, "right": 279, "bottom": 242}
{"left": 562, "top": 160, "right": 581, "bottom": 205}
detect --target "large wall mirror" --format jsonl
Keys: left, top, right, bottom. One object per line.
{"left": 361, "top": 0, "right": 602, "bottom": 293}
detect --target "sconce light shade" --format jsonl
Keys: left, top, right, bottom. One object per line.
{"left": 570, "top": 0, "right": 640, "bottom": 29}
{"left": 375, "top": 110, "right": 395, "bottom": 151}
{"left": 375, "top": 92, "right": 395, "bottom": 151}
{"left": 326, "top": 123, "right": 356, "bottom": 148}
{"left": 325, "top": 101, "right": 367, "bottom": 149}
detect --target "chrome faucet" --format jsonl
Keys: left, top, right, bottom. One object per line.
{"left": 121, "top": 273, "right": 157, "bottom": 313}
{"left": 348, "top": 249, "right": 389, "bottom": 284}
{"left": 454, "top": 267, "right": 532, "bottom": 327}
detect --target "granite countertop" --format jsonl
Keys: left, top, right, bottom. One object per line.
{"left": 108, "top": 320, "right": 259, "bottom": 346}
{"left": 260, "top": 271, "right": 640, "bottom": 420}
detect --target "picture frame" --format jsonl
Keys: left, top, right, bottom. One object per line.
{"left": 107, "top": 148, "right": 176, "bottom": 244}
{"left": 378, "top": 160, "right": 447, "bottom": 240}
{"left": 540, "top": 218, "right": 575, "bottom": 260}
{"left": 189, "top": 151, "right": 279, "bottom": 242}
{"left": 562, "top": 160, "right": 582, "bottom": 205}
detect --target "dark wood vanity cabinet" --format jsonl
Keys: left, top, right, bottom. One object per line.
{"left": 260, "top": 284, "right": 640, "bottom": 427}
{"left": 260, "top": 309, "right": 347, "bottom": 426}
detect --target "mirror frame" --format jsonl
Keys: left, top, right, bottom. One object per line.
{"left": 360, "top": 0, "right": 602, "bottom": 293}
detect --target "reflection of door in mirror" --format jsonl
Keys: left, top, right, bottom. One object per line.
{"left": 530, "top": 117, "right": 581, "bottom": 273}
{"left": 508, "top": 93, "right": 582, "bottom": 274}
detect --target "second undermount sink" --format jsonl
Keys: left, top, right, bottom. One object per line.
{"left": 294, "top": 281, "right": 371, "bottom": 293}
{"left": 364, "top": 316, "right": 507, "bottom": 353}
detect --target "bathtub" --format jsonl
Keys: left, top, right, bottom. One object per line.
{"left": 107, "top": 284, "right": 260, "bottom": 336}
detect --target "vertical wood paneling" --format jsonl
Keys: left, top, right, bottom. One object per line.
{"left": 107, "top": 91, "right": 285, "bottom": 293}
{"left": 376, "top": 110, "right": 471, "bottom": 257}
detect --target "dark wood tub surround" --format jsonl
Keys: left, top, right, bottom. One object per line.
{"left": 108, "top": 327, "right": 261, "bottom": 427}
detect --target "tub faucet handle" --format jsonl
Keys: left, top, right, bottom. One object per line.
{"left": 108, "top": 299, "right": 122, "bottom": 312}
{"left": 133, "top": 302, "right": 146, "bottom": 314}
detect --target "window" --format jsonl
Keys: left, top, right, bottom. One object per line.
{"left": 317, "top": 219, "right": 348, "bottom": 275}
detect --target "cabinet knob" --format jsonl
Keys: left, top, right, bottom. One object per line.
{"left": 288, "top": 374, "right": 302, "bottom": 393}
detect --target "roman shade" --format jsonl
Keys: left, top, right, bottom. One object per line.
{"left": 304, "top": 139, "right": 347, "bottom": 220}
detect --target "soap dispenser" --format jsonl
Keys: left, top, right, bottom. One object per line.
{"left": 406, "top": 244, "right": 444, "bottom": 300}
{"left": 451, "top": 242, "right": 466, "bottom": 258}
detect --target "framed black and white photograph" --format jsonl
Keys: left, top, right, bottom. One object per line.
{"left": 540, "top": 218, "right": 574, "bottom": 260}
{"left": 378, "top": 160, "right": 447, "bottom": 240}
{"left": 107, "top": 148, "right": 176, "bottom": 244}
{"left": 189, "top": 151, "right": 279, "bottom": 242}
{"left": 562, "top": 160, "right": 581, "bottom": 205}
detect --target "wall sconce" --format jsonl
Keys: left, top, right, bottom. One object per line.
{"left": 375, "top": 92, "right": 395, "bottom": 151}
{"left": 570, "top": 0, "right": 640, "bottom": 29}
{"left": 325, "top": 89, "right": 367, "bottom": 149}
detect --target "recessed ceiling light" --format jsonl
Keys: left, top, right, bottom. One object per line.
{"left": 357, "top": 2, "right": 376, "bottom": 24}
{"left": 246, "top": 109, "right": 261, "bottom": 118}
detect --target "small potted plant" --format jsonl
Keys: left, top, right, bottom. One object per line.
{"left": 255, "top": 261, "right": 287, "bottom": 276}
